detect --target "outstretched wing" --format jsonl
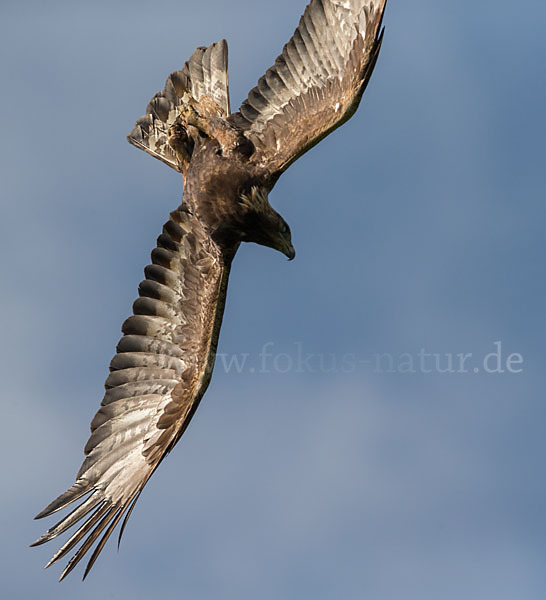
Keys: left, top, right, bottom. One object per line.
{"left": 32, "top": 207, "right": 232, "bottom": 580}
{"left": 229, "top": 0, "right": 386, "bottom": 177}
{"left": 127, "top": 39, "right": 230, "bottom": 172}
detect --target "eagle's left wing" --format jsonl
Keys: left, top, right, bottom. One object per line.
{"left": 32, "top": 207, "right": 232, "bottom": 580}
{"left": 229, "top": 0, "right": 386, "bottom": 179}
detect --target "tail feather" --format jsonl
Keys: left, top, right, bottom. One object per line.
{"left": 127, "top": 39, "right": 230, "bottom": 172}
{"left": 187, "top": 40, "right": 230, "bottom": 114}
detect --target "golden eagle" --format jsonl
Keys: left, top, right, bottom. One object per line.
{"left": 32, "top": 0, "right": 387, "bottom": 580}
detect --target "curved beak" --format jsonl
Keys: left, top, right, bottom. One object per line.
{"left": 269, "top": 229, "right": 295, "bottom": 261}
{"left": 285, "top": 244, "right": 296, "bottom": 261}
{"left": 277, "top": 235, "right": 295, "bottom": 261}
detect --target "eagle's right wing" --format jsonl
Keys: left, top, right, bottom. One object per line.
{"left": 229, "top": 0, "right": 386, "bottom": 179}
{"left": 32, "top": 207, "right": 232, "bottom": 580}
{"left": 127, "top": 39, "right": 230, "bottom": 173}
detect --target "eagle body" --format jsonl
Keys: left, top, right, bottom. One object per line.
{"left": 180, "top": 137, "right": 278, "bottom": 252}
{"left": 33, "top": 0, "right": 387, "bottom": 580}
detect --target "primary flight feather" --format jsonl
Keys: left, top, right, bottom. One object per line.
{"left": 32, "top": 0, "right": 387, "bottom": 580}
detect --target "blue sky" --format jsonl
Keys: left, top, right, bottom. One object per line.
{"left": 1, "top": 1, "right": 545, "bottom": 598}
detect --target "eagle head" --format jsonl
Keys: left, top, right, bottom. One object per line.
{"left": 237, "top": 186, "right": 295, "bottom": 260}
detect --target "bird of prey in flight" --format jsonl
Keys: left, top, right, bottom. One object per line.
{"left": 32, "top": 0, "right": 387, "bottom": 580}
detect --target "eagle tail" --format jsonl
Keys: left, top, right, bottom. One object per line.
{"left": 127, "top": 39, "right": 230, "bottom": 172}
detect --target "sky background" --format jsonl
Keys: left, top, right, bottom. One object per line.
{"left": 1, "top": 0, "right": 545, "bottom": 597}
